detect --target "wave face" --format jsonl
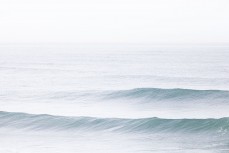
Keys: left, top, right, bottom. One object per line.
{"left": 1, "top": 111, "right": 229, "bottom": 134}
{"left": 10, "top": 88, "right": 229, "bottom": 102}
{"left": 104, "top": 88, "right": 229, "bottom": 101}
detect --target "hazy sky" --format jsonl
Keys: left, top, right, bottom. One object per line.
{"left": 0, "top": 0, "right": 229, "bottom": 44}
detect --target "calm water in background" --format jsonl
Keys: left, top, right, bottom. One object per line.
{"left": 0, "top": 44, "right": 229, "bottom": 153}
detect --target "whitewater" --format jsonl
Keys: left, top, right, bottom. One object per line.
{"left": 0, "top": 44, "right": 229, "bottom": 153}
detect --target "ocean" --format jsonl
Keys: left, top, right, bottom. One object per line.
{"left": 0, "top": 44, "right": 229, "bottom": 153}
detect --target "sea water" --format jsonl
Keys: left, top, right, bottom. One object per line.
{"left": 0, "top": 44, "right": 229, "bottom": 153}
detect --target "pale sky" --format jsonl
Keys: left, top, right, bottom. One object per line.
{"left": 0, "top": 0, "right": 229, "bottom": 44}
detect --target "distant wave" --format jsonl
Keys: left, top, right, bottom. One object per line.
{"left": 104, "top": 88, "right": 229, "bottom": 101}
{"left": 0, "top": 111, "right": 228, "bottom": 134}
{"left": 37, "top": 88, "right": 229, "bottom": 102}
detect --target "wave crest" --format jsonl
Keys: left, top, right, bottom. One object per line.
{"left": 0, "top": 111, "right": 228, "bottom": 134}
{"left": 105, "top": 88, "right": 229, "bottom": 101}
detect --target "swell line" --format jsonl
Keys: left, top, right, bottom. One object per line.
{"left": 2, "top": 88, "right": 229, "bottom": 102}
{"left": 0, "top": 111, "right": 228, "bottom": 134}
{"left": 104, "top": 88, "right": 229, "bottom": 100}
